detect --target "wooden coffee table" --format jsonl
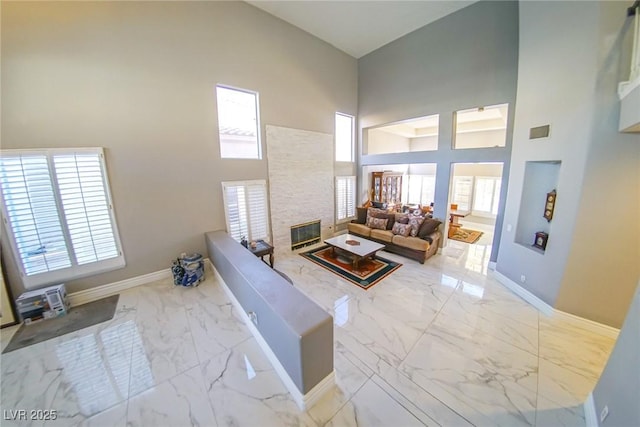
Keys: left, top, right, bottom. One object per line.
{"left": 324, "top": 234, "right": 385, "bottom": 270}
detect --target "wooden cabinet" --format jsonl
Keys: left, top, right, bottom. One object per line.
{"left": 371, "top": 172, "right": 402, "bottom": 206}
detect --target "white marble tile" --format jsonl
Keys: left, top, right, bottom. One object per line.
{"left": 201, "top": 338, "right": 316, "bottom": 427}
{"left": 535, "top": 396, "right": 585, "bottom": 427}
{"left": 331, "top": 296, "right": 425, "bottom": 368}
{"left": 539, "top": 316, "right": 615, "bottom": 381}
{"left": 183, "top": 281, "right": 251, "bottom": 364}
{"left": 537, "top": 359, "right": 597, "bottom": 408}
{"left": 377, "top": 368, "right": 473, "bottom": 427}
{"left": 78, "top": 401, "right": 127, "bottom": 427}
{"left": 435, "top": 298, "right": 539, "bottom": 356}
{"left": 126, "top": 366, "right": 216, "bottom": 427}
{"left": 307, "top": 350, "right": 370, "bottom": 425}
{"left": 1, "top": 349, "right": 65, "bottom": 427}
{"left": 131, "top": 308, "right": 199, "bottom": 397}
{"left": 326, "top": 379, "right": 424, "bottom": 427}
{"left": 399, "top": 324, "right": 538, "bottom": 426}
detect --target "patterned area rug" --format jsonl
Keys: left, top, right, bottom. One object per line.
{"left": 300, "top": 245, "right": 401, "bottom": 290}
{"left": 450, "top": 228, "right": 483, "bottom": 244}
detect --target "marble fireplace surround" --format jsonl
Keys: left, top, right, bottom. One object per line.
{"left": 266, "top": 125, "right": 334, "bottom": 255}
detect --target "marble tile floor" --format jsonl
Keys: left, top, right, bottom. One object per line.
{"left": 0, "top": 239, "right": 616, "bottom": 427}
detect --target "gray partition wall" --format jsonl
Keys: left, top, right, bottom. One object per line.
{"left": 206, "top": 231, "right": 334, "bottom": 395}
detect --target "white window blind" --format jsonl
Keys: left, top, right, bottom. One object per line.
{"left": 408, "top": 175, "right": 436, "bottom": 206}
{"left": 216, "top": 85, "right": 261, "bottom": 159}
{"left": 473, "top": 177, "right": 502, "bottom": 216}
{"left": 335, "top": 113, "right": 354, "bottom": 162}
{"left": 221, "top": 180, "right": 270, "bottom": 242}
{"left": 0, "top": 148, "right": 125, "bottom": 288}
{"left": 452, "top": 176, "right": 473, "bottom": 211}
{"left": 335, "top": 176, "right": 356, "bottom": 222}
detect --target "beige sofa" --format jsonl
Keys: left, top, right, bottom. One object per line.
{"left": 347, "top": 210, "right": 441, "bottom": 264}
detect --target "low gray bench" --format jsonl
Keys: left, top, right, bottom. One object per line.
{"left": 205, "top": 231, "right": 334, "bottom": 410}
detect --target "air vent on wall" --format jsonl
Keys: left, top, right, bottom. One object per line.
{"left": 529, "top": 125, "right": 550, "bottom": 139}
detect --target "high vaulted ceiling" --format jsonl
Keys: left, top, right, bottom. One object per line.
{"left": 247, "top": 1, "right": 477, "bottom": 58}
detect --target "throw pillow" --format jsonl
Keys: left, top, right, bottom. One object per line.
{"left": 368, "top": 207, "right": 395, "bottom": 230}
{"left": 356, "top": 207, "right": 368, "bottom": 224}
{"left": 395, "top": 213, "right": 410, "bottom": 224}
{"left": 418, "top": 218, "right": 442, "bottom": 239}
{"left": 371, "top": 201, "right": 387, "bottom": 209}
{"left": 408, "top": 215, "right": 425, "bottom": 237}
{"left": 391, "top": 222, "right": 412, "bottom": 237}
{"left": 367, "top": 207, "right": 388, "bottom": 218}
{"left": 366, "top": 216, "right": 388, "bottom": 230}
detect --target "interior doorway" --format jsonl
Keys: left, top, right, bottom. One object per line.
{"left": 446, "top": 162, "right": 504, "bottom": 271}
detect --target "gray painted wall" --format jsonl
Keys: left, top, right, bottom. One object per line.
{"left": 496, "top": 1, "right": 639, "bottom": 327}
{"left": 357, "top": 0, "right": 519, "bottom": 261}
{"left": 592, "top": 281, "right": 640, "bottom": 427}
{"left": 1, "top": 1, "right": 357, "bottom": 294}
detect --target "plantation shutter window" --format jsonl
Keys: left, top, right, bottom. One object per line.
{"left": 0, "top": 148, "right": 125, "bottom": 288}
{"left": 222, "top": 180, "right": 270, "bottom": 242}
{"left": 335, "top": 176, "right": 356, "bottom": 222}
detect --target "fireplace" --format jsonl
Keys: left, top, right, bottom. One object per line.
{"left": 291, "top": 220, "right": 321, "bottom": 250}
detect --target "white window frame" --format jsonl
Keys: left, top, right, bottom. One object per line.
{"left": 407, "top": 175, "right": 436, "bottom": 206}
{"left": 0, "top": 148, "right": 125, "bottom": 289}
{"left": 335, "top": 112, "right": 355, "bottom": 162}
{"left": 472, "top": 176, "right": 502, "bottom": 217}
{"left": 216, "top": 85, "right": 262, "bottom": 160}
{"left": 451, "top": 176, "right": 474, "bottom": 212}
{"left": 335, "top": 176, "right": 356, "bottom": 223}
{"left": 221, "top": 180, "right": 270, "bottom": 243}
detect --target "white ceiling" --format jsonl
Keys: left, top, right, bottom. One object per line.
{"left": 247, "top": 1, "right": 477, "bottom": 58}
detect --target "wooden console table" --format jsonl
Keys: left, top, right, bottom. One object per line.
{"left": 448, "top": 209, "right": 471, "bottom": 237}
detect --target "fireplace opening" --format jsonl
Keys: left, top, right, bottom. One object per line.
{"left": 291, "top": 220, "right": 321, "bottom": 250}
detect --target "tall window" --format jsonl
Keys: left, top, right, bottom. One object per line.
{"left": 451, "top": 176, "right": 473, "bottom": 211}
{"left": 335, "top": 113, "right": 354, "bottom": 162}
{"left": 0, "top": 148, "right": 124, "bottom": 288}
{"left": 335, "top": 176, "right": 356, "bottom": 222}
{"left": 221, "top": 180, "right": 270, "bottom": 242}
{"left": 216, "top": 85, "right": 261, "bottom": 159}
{"left": 473, "top": 177, "right": 502, "bottom": 216}
{"left": 407, "top": 175, "right": 436, "bottom": 206}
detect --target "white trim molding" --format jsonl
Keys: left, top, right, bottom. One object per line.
{"left": 492, "top": 270, "right": 619, "bottom": 339}
{"left": 584, "top": 392, "right": 599, "bottom": 427}
{"left": 212, "top": 263, "right": 335, "bottom": 411}
{"left": 493, "top": 270, "right": 555, "bottom": 317}
{"left": 68, "top": 268, "right": 172, "bottom": 306}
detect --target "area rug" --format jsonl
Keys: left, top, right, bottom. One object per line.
{"left": 450, "top": 228, "right": 483, "bottom": 244}
{"left": 300, "top": 245, "right": 401, "bottom": 290}
{"left": 3, "top": 294, "right": 120, "bottom": 354}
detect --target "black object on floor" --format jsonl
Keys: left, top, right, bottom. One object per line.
{"left": 2, "top": 294, "right": 120, "bottom": 354}
{"left": 275, "top": 269, "right": 294, "bottom": 285}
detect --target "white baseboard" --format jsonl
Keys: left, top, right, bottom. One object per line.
{"left": 584, "top": 392, "right": 599, "bottom": 427}
{"left": 68, "top": 268, "right": 172, "bottom": 306}
{"left": 492, "top": 270, "right": 619, "bottom": 338}
{"left": 212, "top": 266, "right": 335, "bottom": 411}
{"left": 488, "top": 261, "right": 496, "bottom": 271}
{"left": 553, "top": 310, "right": 619, "bottom": 340}
{"left": 493, "top": 270, "right": 555, "bottom": 316}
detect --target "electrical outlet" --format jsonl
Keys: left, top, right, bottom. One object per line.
{"left": 248, "top": 311, "right": 258, "bottom": 326}
{"left": 600, "top": 405, "right": 609, "bottom": 423}
{"left": 520, "top": 275, "right": 526, "bottom": 283}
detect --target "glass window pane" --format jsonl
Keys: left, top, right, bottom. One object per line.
{"left": 217, "top": 86, "right": 260, "bottom": 159}
{"left": 335, "top": 113, "right": 354, "bottom": 162}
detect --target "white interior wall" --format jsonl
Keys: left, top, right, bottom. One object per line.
{"left": 367, "top": 129, "right": 410, "bottom": 155}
